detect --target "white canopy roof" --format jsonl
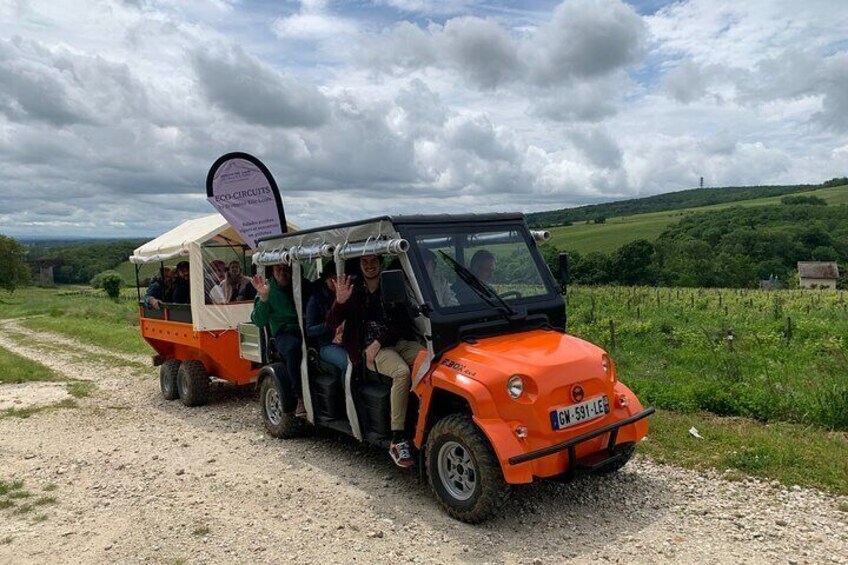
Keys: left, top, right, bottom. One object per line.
{"left": 130, "top": 213, "right": 298, "bottom": 264}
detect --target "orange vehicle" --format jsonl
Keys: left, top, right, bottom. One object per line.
{"left": 244, "top": 213, "right": 654, "bottom": 522}
{"left": 130, "top": 213, "right": 297, "bottom": 405}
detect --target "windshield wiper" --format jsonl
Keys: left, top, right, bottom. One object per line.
{"left": 437, "top": 251, "right": 517, "bottom": 319}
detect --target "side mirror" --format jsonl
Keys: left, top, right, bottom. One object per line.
{"left": 380, "top": 270, "right": 408, "bottom": 307}
{"left": 558, "top": 253, "right": 569, "bottom": 291}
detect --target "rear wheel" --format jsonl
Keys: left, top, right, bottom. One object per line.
{"left": 177, "top": 360, "right": 210, "bottom": 407}
{"left": 260, "top": 376, "right": 302, "bottom": 439}
{"left": 159, "top": 359, "right": 180, "bottom": 401}
{"left": 425, "top": 414, "right": 510, "bottom": 523}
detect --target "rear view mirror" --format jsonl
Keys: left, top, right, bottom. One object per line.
{"left": 380, "top": 270, "right": 408, "bottom": 306}
{"left": 558, "top": 253, "right": 570, "bottom": 291}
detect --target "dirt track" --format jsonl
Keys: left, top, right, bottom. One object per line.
{"left": 0, "top": 320, "right": 846, "bottom": 564}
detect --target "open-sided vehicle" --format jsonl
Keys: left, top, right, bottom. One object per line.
{"left": 246, "top": 213, "right": 653, "bottom": 523}
{"left": 130, "top": 213, "right": 297, "bottom": 405}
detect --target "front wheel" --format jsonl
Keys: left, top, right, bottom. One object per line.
{"left": 425, "top": 414, "right": 511, "bottom": 523}
{"left": 260, "top": 376, "right": 302, "bottom": 439}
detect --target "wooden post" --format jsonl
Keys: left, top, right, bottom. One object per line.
{"left": 785, "top": 316, "right": 792, "bottom": 343}
{"left": 610, "top": 319, "right": 617, "bottom": 349}
{"left": 590, "top": 294, "right": 596, "bottom": 323}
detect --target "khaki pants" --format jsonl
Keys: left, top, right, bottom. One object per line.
{"left": 368, "top": 339, "right": 425, "bottom": 431}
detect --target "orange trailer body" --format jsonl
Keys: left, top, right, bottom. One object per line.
{"left": 139, "top": 308, "right": 258, "bottom": 386}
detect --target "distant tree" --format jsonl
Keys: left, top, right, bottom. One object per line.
{"left": 572, "top": 252, "right": 612, "bottom": 285}
{"left": 781, "top": 195, "right": 827, "bottom": 206}
{"left": 811, "top": 246, "right": 838, "bottom": 261}
{"left": 594, "top": 215, "right": 607, "bottom": 224}
{"left": 612, "top": 239, "right": 656, "bottom": 285}
{"left": 90, "top": 270, "right": 124, "bottom": 289}
{"left": 0, "top": 234, "right": 31, "bottom": 293}
{"left": 821, "top": 177, "right": 848, "bottom": 188}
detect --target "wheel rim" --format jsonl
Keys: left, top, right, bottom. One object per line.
{"left": 161, "top": 372, "right": 172, "bottom": 394}
{"left": 437, "top": 440, "right": 477, "bottom": 502}
{"left": 265, "top": 386, "right": 283, "bottom": 426}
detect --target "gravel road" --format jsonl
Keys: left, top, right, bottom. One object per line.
{"left": 0, "top": 319, "right": 846, "bottom": 565}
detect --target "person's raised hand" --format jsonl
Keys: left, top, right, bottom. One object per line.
{"left": 252, "top": 274, "right": 270, "bottom": 301}
{"left": 335, "top": 274, "right": 353, "bottom": 304}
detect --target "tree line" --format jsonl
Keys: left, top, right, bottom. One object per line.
{"left": 541, "top": 204, "right": 848, "bottom": 289}
{"left": 526, "top": 179, "right": 846, "bottom": 228}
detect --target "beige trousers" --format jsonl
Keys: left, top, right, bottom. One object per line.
{"left": 368, "top": 339, "right": 426, "bottom": 430}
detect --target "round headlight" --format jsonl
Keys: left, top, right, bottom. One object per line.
{"left": 601, "top": 354, "right": 614, "bottom": 380}
{"left": 507, "top": 375, "right": 524, "bottom": 399}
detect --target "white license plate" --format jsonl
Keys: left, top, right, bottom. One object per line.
{"left": 550, "top": 395, "right": 610, "bottom": 431}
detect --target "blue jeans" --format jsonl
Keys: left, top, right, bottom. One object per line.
{"left": 274, "top": 331, "right": 303, "bottom": 399}
{"left": 319, "top": 344, "right": 349, "bottom": 376}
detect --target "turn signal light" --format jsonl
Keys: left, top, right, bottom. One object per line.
{"left": 617, "top": 394, "right": 628, "bottom": 408}
{"left": 514, "top": 425, "right": 528, "bottom": 439}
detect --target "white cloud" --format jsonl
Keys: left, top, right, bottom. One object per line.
{"left": 1, "top": 0, "right": 848, "bottom": 238}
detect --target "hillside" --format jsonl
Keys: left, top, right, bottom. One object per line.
{"left": 546, "top": 183, "right": 848, "bottom": 254}
{"left": 526, "top": 183, "right": 826, "bottom": 228}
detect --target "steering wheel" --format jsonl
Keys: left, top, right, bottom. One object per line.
{"left": 499, "top": 290, "right": 522, "bottom": 300}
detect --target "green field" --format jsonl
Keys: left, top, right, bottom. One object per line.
{"left": 548, "top": 184, "right": 848, "bottom": 254}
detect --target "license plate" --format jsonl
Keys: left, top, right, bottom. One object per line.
{"left": 550, "top": 395, "right": 610, "bottom": 431}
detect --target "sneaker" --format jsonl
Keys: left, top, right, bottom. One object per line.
{"left": 389, "top": 440, "right": 414, "bottom": 468}
{"left": 295, "top": 398, "right": 307, "bottom": 418}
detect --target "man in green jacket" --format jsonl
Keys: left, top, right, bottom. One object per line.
{"left": 251, "top": 264, "right": 304, "bottom": 416}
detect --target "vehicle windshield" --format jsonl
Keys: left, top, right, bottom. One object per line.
{"left": 411, "top": 226, "right": 554, "bottom": 312}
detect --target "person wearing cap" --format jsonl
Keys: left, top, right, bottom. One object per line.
{"left": 305, "top": 263, "right": 348, "bottom": 375}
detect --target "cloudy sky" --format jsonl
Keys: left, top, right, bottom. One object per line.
{"left": 1, "top": 0, "right": 847, "bottom": 238}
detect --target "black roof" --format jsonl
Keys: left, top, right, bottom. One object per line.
{"left": 257, "top": 212, "right": 527, "bottom": 243}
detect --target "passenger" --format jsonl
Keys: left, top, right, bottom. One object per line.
{"left": 205, "top": 259, "right": 228, "bottom": 304}
{"left": 305, "top": 263, "right": 348, "bottom": 375}
{"left": 421, "top": 249, "right": 457, "bottom": 307}
{"left": 171, "top": 260, "right": 191, "bottom": 303}
{"left": 454, "top": 249, "right": 496, "bottom": 303}
{"left": 213, "top": 260, "right": 255, "bottom": 304}
{"left": 470, "top": 249, "right": 496, "bottom": 284}
{"left": 327, "top": 254, "right": 424, "bottom": 468}
{"left": 143, "top": 266, "right": 173, "bottom": 309}
{"left": 251, "top": 264, "right": 305, "bottom": 416}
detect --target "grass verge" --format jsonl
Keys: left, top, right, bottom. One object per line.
{"left": 641, "top": 409, "right": 848, "bottom": 496}
{"left": 0, "top": 343, "right": 63, "bottom": 384}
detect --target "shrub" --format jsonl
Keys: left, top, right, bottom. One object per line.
{"left": 100, "top": 273, "right": 122, "bottom": 300}
{"left": 90, "top": 270, "right": 124, "bottom": 289}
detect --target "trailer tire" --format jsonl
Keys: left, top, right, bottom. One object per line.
{"left": 159, "top": 359, "right": 181, "bottom": 401}
{"left": 426, "top": 414, "right": 511, "bottom": 523}
{"left": 594, "top": 443, "right": 636, "bottom": 475}
{"left": 260, "top": 376, "right": 302, "bottom": 439}
{"left": 177, "top": 360, "right": 210, "bottom": 407}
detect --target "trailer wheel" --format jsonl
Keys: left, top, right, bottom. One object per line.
{"left": 260, "top": 376, "right": 302, "bottom": 439}
{"left": 594, "top": 443, "right": 636, "bottom": 475}
{"left": 177, "top": 360, "right": 210, "bottom": 407}
{"left": 425, "top": 414, "right": 511, "bottom": 523}
{"left": 159, "top": 359, "right": 181, "bottom": 401}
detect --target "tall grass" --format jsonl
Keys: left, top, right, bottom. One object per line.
{"left": 567, "top": 286, "right": 848, "bottom": 430}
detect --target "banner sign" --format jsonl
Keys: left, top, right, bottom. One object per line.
{"left": 206, "top": 152, "right": 288, "bottom": 249}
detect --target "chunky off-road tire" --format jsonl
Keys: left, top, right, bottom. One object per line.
{"left": 177, "top": 360, "right": 210, "bottom": 407}
{"left": 425, "top": 414, "right": 511, "bottom": 523}
{"left": 159, "top": 359, "right": 181, "bottom": 401}
{"left": 594, "top": 442, "right": 636, "bottom": 475}
{"left": 260, "top": 376, "right": 302, "bottom": 439}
